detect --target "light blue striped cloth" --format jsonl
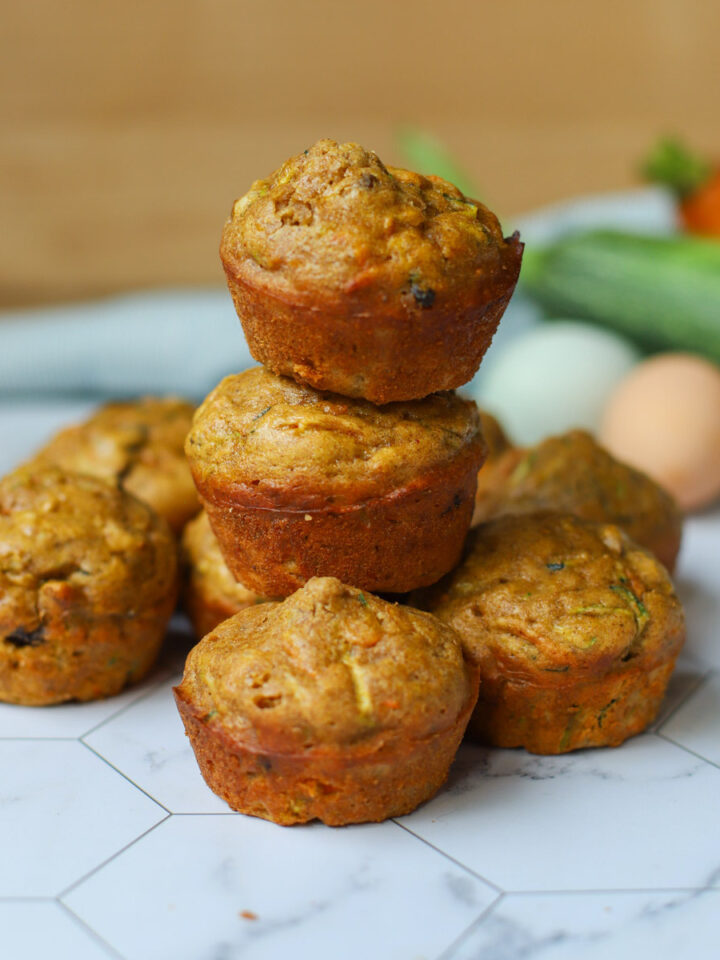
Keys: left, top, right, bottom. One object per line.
{"left": 0, "top": 289, "right": 252, "bottom": 402}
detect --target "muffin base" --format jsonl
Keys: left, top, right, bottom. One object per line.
{"left": 174, "top": 683, "right": 477, "bottom": 825}
{"left": 0, "top": 610, "right": 172, "bottom": 706}
{"left": 195, "top": 455, "right": 480, "bottom": 596}
{"left": 0, "top": 574, "right": 177, "bottom": 705}
{"left": 467, "top": 657, "right": 679, "bottom": 754}
{"left": 224, "top": 270, "right": 521, "bottom": 404}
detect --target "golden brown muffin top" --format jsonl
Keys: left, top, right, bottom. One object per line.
{"left": 182, "top": 511, "right": 264, "bottom": 611}
{"left": 221, "top": 138, "right": 518, "bottom": 309}
{"left": 30, "top": 396, "right": 197, "bottom": 532}
{"left": 474, "top": 430, "right": 682, "bottom": 548}
{"left": 0, "top": 466, "right": 178, "bottom": 638}
{"left": 176, "top": 577, "right": 474, "bottom": 754}
{"left": 429, "top": 512, "right": 684, "bottom": 680}
{"left": 186, "top": 367, "right": 482, "bottom": 508}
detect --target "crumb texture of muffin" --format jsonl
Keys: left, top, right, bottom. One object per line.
{"left": 0, "top": 466, "right": 179, "bottom": 705}
{"left": 185, "top": 367, "right": 484, "bottom": 595}
{"left": 428, "top": 511, "right": 685, "bottom": 754}
{"left": 174, "top": 577, "right": 478, "bottom": 825}
{"left": 181, "top": 510, "right": 268, "bottom": 637}
{"left": 220, "top": 139, "right": 523, "bottom": 402}
{"left": 472, "top": 430, "right": 682, "bottom": 571}
{"left": 30, "top": 396, "right": 198, "bottom": 533}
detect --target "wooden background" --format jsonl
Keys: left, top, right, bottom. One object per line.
{"left": 2, "top": 0, "right": 718, "bottom": 308}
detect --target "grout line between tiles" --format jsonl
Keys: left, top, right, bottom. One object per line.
{"left": 57, "top": 898, "right": 127, "bottom": 960}
{"left": 79, "top": 740, "right": 173, "bottom": 813}
{"left": 58, "top": 814, "right": 172, "bottom": 900}
{"left": 656, "top": 731, "right": 720, "bottom": 773}
{"left": 655, "top": 668, "right": 715, "bottom": 733}
{"left": 391, "top": 819, "right": 503, "bottom": 895}
{"left": 79, "top": 671, "right": 179, "bottom": 740}
{"left": 435, "top": 892, "right": 505, "bottom": 960}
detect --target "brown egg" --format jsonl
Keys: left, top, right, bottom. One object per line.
{"left": 600, "top": 353, "right": 720, "bottom": 511}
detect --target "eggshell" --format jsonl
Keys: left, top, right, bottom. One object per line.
{"left": 600, "top": 353, "right": 720, "bottom": 511}
{"left": 473, "top": 321, "right": 640, "bottom": 446}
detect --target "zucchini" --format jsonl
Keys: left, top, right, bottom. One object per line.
{"left": 520, "top": 230, "right": 720, "bottom": 363}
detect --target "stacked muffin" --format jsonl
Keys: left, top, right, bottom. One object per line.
{"left": 176, "top": 139, "right": 523, "bottom": 823}
{"left": 184, "top": 139, "right": 523, "bottom": 598}
{"left": 176, "top": 139, "right": 687, "bottom": 825}
{"left": 0, "top": 136, "right": 685, "bottom": 824}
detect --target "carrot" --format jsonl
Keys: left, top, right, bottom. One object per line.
{"left": 679, "top": 170, "right": 720, "bottom": 235}
{"left": 642, "top": 137, "right": 720, "bottom": 237}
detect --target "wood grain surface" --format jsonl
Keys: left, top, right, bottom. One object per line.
{"left": 2, "top": 0, "right": 718, "bottom": 307}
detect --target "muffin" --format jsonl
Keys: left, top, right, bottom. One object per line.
{"left": 427, "top": 512, "right": 685, "bottom": 754}
{"left": 181, "top": 510, "right": 268, "bottom": 637}
{"left": 473, "top": 409, "right": 514, "bottom": 521}
{"left": 0, "top": 466, "right": 179, "bottom": 706}
{"left": 174, "top": 577, "right": 479, "bottom": 825}
{"left": 471, "top": 430, "right": 683, "bottom": 572}
{"left": 30, "top": 396, "right": 198, "bottom": 533}
{"left": 185, "top": 367, "right": 484, "bottom": 596}
{"left": 220, "top": 139, "right": 523, "bottom": 403}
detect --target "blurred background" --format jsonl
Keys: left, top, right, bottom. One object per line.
{"left": 2, "top": 0, "right": 719, "bottom": 308}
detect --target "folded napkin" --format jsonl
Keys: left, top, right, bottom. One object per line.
{"left": 0, "top": 288, "right": 252, "bottom": 401}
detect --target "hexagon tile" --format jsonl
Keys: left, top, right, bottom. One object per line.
{"left": 659, "top": 671, "right": 720, "bottom": 768}
{"left": 0, "top": 664, "right": 170, "bottom": 740}
{"left": 442, "top": 890, "right": 720, "bottom": 960}
{"left": 83, "top": 673, "right": 229, "bottom": 814}
{"left": 0, "top": 901, "right": 115, "bottom": 960}
{"left": 398, "top": 734, "right": 720, "bottom": 892}
{"left": 0, "top": 740, "right": 167, "bottom": 898}
{"left": 63, "top": 815, "right": 497, "bottom": 960}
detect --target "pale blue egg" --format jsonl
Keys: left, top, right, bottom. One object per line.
{"left": 472, "top": 321, "right": 641, "bottom": 446}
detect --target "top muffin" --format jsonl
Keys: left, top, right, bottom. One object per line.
{"left": 225, "top": 138, "right": 515, "bottom": 304}
{"left": 221, "top": 139, "right": 523, "bottom": 402}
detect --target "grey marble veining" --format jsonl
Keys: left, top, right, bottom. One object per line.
{"left": 444, "top": 890, "right": 720, "bottom": 960}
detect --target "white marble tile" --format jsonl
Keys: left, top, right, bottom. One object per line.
{"left": 660, "top": 671, "right": 720, "bottom": 768}
{"left": 0, "top": 616, "right": 194, "bottom": 740}
{"left": 0, "top": 900, "right": 115, "bottom": 960}
{"left": 399, "top": 735, "right": 720, "bottom": 892}
{"left": 674, "top": 509, "right": 720, "bottom": 670}
{"left": 65, "top": 814, "right": 496, "bottom": 960}
{"left": 0, "top": 668, "right": 168, "bottom": 741}
{"left": 0, "top": 740, "right": 166, "bottom": 896}
{"left": 85, "top": 674, "right": 229, "bottom": 813}
{"left": 444, "top": 889, "right": 720, "bottom": 960}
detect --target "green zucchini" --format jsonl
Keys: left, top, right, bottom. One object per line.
{"left": 520, "top": 230, "right": 720, "bottom": 363}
